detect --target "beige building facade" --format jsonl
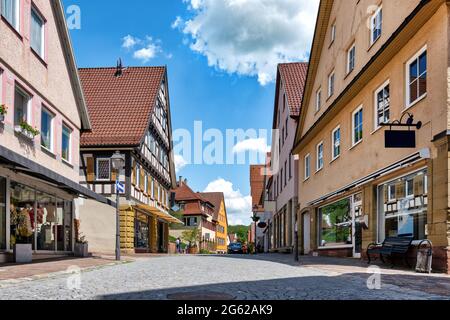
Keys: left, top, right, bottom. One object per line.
{"left": 293, "top": 0, "right": 450, "bottom": 272}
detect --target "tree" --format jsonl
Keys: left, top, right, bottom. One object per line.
{"left": 181, "top": 227, "right": 200, "bottom": 248}
{"left": 228, "top": 225, "right": 249, "bottom": 243}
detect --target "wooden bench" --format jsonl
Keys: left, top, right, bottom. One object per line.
{"left": 367, "top": 235, "right": 414, "bottom": 267}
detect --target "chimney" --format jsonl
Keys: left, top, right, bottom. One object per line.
{"left": 179, "top": 176, "right": 183, "bottom": 185}
{"left": 184, "top": 178, "right": 188, "bottom": 185}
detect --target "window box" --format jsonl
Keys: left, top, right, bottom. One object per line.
{"left": 14, "top": 122, "right": 40, "bottom": 140}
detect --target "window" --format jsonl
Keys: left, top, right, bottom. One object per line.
{"left": 280, "top": 169, "right": 283, "bottom": 192}
{"left": 347, "top": 44, "right": 356, "bottom": 74}
{"left": 1, "top": 0, "right": 19, "bottom": 31}
{"left": 304, "top": 154, "right": 311, "bottom": 180}
{"left": 14, "top": 86, "right": 31, "bottom": 126}
{"left": 315, "top": 89, "right": 322, "bottom": 111}
{"left": 375, "top": 81, "right": 390, "bottom": 128}
{"left": 316, "top": 142, "right": 324, "bottom": 171}
{"left": 406, "top": 47, "right": 427, "bottom": 107}
{"left": 370, "top": 6, "right": 382, "bottom": 45}
{"left": 31, "top": 7, "right": 45, "bottom": 58}
{"left": 319, "top": 198, "right": 352, "bottom": 247}
{"left": 289, "top": 154, "right": 292, "bottom": 180}
{"left": 61, "top": 124, "right": 71, "bottom": 162}
{"left": 144, "top": 174, "right": 148, "bottom": 193}
{"left": 352, "top": 106, "right": 363, "bottom": 146}
{"left": 96, "top": 158, "right": 111, "bottom": 181}
{"left": 284, "top": 160, "right": 287, "bottom": 187}
{"left": 136, "top": 165, "right": 140, "bottom": 186}
{"left": 328, "top": 71, "right": 335, "bottom": 98}
{"left": 283, "top": 94, "right": 286, "bottom": 112}
{"left": 285, "top": 118, "right": 288, "bottom": 139}
{"left": 379, "top": 170, "right": 428, "bottom": 241}
{"left": 330, "top": 22, "right": 336, "bottom": 44}
{"left": 332, "top": 126, "right": 341, "bottom": 160}
{"left": 40, "top": 107, "right": 54, "bottom": 151}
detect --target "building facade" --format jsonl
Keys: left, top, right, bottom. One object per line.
{"left": 0, "top": 0, "right": 108, "bottom": 262}
{"left": 249, "top": 164, "right": 268, "bottom": 252}
{"left": 172, "top": 178, "right": 218, "bottom": 252}
{"left": 77, "top": 66, "right": 181, "bottom": 255}
{"left": 265, "top": 63, "right": 307, "bottom": 253}
{"left": 293, "top": 0, "right": 450, "bottom": 272}
{"left": 201, "top": 192, "right": 229, "bottom": 254}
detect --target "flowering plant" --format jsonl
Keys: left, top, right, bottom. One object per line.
{"left": 0, "top": 104, "right": 7, "bottom": 115}
{"left": 20, "top": 120, "right": 40, "bottom": 137}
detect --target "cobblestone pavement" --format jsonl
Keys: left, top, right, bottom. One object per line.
{"left": 0, "top": 254, "right": 449, "bottom": 300}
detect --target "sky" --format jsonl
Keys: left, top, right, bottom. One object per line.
{"left": 64, "top": 0, "right": 319, "bottom": 225}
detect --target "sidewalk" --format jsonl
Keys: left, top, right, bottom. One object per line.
{"left": 0, "top": 256, "right": 127, "bottom": 284}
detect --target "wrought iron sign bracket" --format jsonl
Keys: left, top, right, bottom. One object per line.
{"left": 379, "top": 112, "right": 422, "bottom": 131}
{"left": 380, "top": 113, "right": 422, "bottom": 149}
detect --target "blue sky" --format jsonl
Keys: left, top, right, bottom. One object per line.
{"left": 64, "top": 0, "right": 319, "bottom": 225}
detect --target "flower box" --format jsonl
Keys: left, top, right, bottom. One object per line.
{"left": 13, "top": 244, "right": 33, "bottom": 263}
{"left": 14, "top": 125, "right": 36, "bottom": 140}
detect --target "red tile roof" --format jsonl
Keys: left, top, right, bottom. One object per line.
{"left": 278, "top": 62, "right": 308, "bottom": 117}
{"left": 200, "top": 192, "right": 225, "bottom": 222}
{"left": 78, "top": 67, "right": 165, "bottom": 147}
{"left": 250, "top": 165, "right": 265, "bottom": 212}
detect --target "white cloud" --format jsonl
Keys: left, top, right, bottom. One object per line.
{"left": 174, "top": 154, "right": 188, "bottom": 172}
{"left": 171, "top": 16, "right": 183, "bottom": 29}
{"left": 232, "top": 138, "right": 270, "bottom": 154}
{"left": 204, "top": 178, "right": 252, "bottom": 225}
{"left": 178, "top": 0, "right": 320, "bottom": 85}
{"left": 121, "top": 35, "right": 167, "bottom": 63}
{"left": 122, "top": 35, "right": 141, "bottom": 49}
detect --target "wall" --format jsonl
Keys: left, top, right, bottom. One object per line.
{"left": 76, "top": 198, "right": 116, "bottom": 255}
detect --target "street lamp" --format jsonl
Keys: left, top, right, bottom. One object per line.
{"left": 251, "top": 205, "right": 260, "bottom": 255}
{"left": 111, "top": 151, "right": 125, "bottom": 261}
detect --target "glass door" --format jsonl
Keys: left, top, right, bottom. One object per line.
{"left": 352, "top": 193, "right": 363, "bottom": 258}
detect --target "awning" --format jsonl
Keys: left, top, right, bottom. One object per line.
{"left": 308, "top": 151, "right": 427, "bottom": 207}
{"left": 135, "top": 204, "right": 184, "bottom": 224}
{"left": 0, "top": 145, "right": 114, "bottom": 206}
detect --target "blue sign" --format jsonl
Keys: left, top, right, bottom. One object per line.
{"left": 116, "top": 182, "right": 125, "bottom": 193}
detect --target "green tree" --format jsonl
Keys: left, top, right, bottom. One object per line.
{"left": 228, "top": 225, "right": 249, "bottom": 244}
{"left": 181, "top": 227, "right": 200, "bottom": 247}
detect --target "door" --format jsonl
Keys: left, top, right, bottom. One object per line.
{"left": 302, "top": 212, "right": 311, "bottom": 255}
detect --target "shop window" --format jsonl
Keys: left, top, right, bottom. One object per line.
{"left": 135, "top": 213, "right": 149, "bottom": 249}
{"left": 31, "top": 7, "right": 45, "bottom": 58}
{"left": 36, "top": 191, "right": 56, "bottom": 251}
{"left": 379, "top": 170, "right": 428, "bottom": 241}
{"left": 1, "top": 0, "right": 20, "bottom": 31}
{"left": 406, "top": 47, "right": 427, "bottom": 107}
{"left": 40, "top": 107, "right": 54, "bottom": 151}
{"left": 319, "top": 198, "right": 352, "bottom": 247}
{"left": 0, "top": 177, "right": 6, "bottom": 250}
{"left": 9, "top": 182, "right": 36, "bottom": 249}
{"left": 57, "top": 199, "right": 72, "bottom": 251}
{"left": 96, "top": 158, "right": 111, "bottom": 181}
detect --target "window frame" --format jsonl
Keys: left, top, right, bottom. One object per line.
{"left": 315, "top": 88, "right": 322, "bottom": 112}
{"left": 14, "top": 85, "right": 32, "bottom": 127}
{"left": 40, "top": 106, "right": 54, "bottom": 152}
{"left": 304, "top": 154, "right": 311, "bottom": 181}
{"left": 347, "top": 43, "right": 356, "bottom": 74}
{"left": 30, "top": 5, "right": 45, "bottom": 59}
{"left": 331, "top": 125, "right": 341, "bottom": 161}
{"left": 61, "top": 123, "right": 72, "bottom": 163}
{"left": 96, "top": 158, "right": 111, "bottom": 181}
{"left": 370, "top": 6, "right": 382, "bottom": 45}
{"left": 328, "top": 70, "right": 335, "bottom": 98}
{"left": 374, "top": 80, "right": 390, "bottom": 130}
{"left": 405, "top": 45, "right": 427, "bottom": 109}
{"left": 1, "top": 0, "right": 20, "bottom": 32}
{"left": 316, "top": 141, "right": 324, "bottom": 172}
{"left": 330, "top": 22, "right": 336, "bottom": 45}
{"left": 352, "top": 105, "right": 364, "bottom": 147}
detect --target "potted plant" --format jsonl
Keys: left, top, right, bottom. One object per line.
{"left": 14, "top": 121, "right": 40, "bottom": 139}
{"left": 0, "top": 104, "right": 7, "bottom": 122}
{"left": 74, "top": 235, "right": 89, "bottom": 258}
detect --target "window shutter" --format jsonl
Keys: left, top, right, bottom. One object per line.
{"left": 111, "top": 163, "right": 117, "bottom": 182}
{"left": 131, "top": 161, "right": 136, "bottom": 186}
{"left": 86, "top": 157, "right": 94, "bottom": 182}
{"left": 414, "top": 175, "right": 424, "bottom": 196}
{"left": 147, "top": 176, "right": 152, "bottom": 195}
{"left": 140, "top": 169, "right": 145, "bottom": 190}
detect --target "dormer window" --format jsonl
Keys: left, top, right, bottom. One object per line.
{"left": 370, "top": 6, "right": 382, "bottom": 45}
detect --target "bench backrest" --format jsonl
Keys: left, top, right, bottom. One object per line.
{"left": 382, "top": 236, "right": 413, "bottom": 254}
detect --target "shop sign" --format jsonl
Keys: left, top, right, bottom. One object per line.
{"left": 380, "top": 113, "right": 422, "bottom": 149}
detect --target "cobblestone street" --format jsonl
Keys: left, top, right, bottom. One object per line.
{"left": 0, "top": 254, "right": 449, "bottom": 300}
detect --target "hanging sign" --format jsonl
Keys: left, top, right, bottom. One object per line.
{"left": 380, "top": 113, "right": 422, "bottom": 149}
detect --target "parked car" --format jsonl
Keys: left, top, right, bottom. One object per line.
{"left": 228, "top": 242, "right": 244, "bottom": 254}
